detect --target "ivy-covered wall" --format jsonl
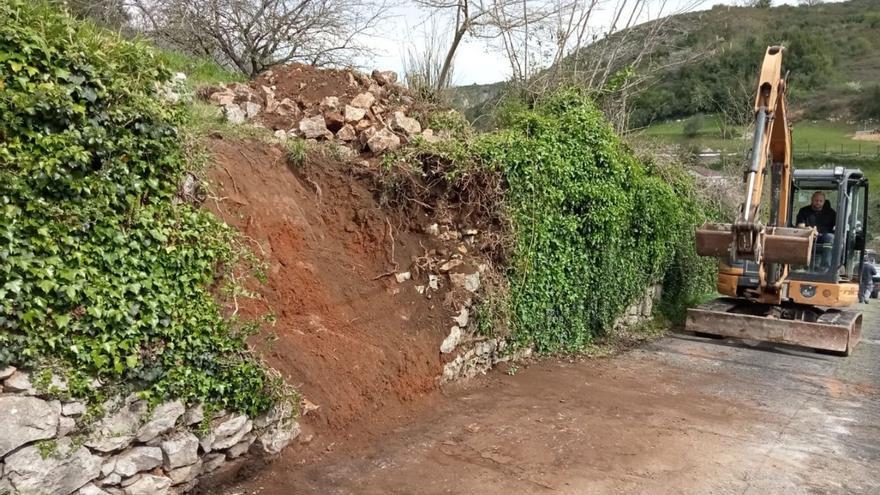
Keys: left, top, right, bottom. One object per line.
{"left": 0, "top": 0, "right": 281, "bottom": 415}
{"left": 490, "top": 91, "right": 716, "bottom": 352}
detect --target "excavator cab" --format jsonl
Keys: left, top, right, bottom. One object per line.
{"left": 788, "top": 168, "right": 869, "bottom": 288}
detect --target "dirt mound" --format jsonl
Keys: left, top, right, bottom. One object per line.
{"left": 206, "top": 137, "right": 485, "bottom": 438}
{"left": 203, "top": 63, "right": 439, "bottom": 154}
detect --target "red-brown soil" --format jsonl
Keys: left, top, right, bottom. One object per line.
{"left": 205, "top": 137, "right": 454, "bottom": 435}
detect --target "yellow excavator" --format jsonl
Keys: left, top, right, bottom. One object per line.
{"left": 687, "top": 46, "right": 867, "bottom": 356}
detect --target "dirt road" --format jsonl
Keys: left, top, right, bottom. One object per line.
{"left": 222, "top": 304, "right": 880, "bottom": 495}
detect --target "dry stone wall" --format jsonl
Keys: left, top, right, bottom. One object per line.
{"left": 0, "top": 369, "right": 297, "bottom": 495}
{"left": 440, "top": 284, "right": 663, "bottom": 384}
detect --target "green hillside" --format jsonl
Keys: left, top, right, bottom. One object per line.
{"left": 629, "top": 0, "right": 880, "bottom": 127}
{"left": 450, "top": 0, "right": 880, "bottom": 130}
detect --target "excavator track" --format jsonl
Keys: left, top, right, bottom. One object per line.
{"left": 686, "top": 298, "right": 862, "bottom": 356}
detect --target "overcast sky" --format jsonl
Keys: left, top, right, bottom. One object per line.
{"left": 359, "top": 0, "right": 834, "bottom": 86}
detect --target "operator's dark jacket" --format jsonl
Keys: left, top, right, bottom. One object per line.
{"left": 796, "top": 203, "right": 836, "bottom": 234}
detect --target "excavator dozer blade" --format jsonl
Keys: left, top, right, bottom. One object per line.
{"left": 685, "top": 298, "right": 862, "bottom": 356}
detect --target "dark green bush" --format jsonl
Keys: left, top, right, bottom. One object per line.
{"left": 0, "top": 0, "right": 279, "bottom": 415}
{"left": 492, "top": 91, "right": 713, "bottom": 351}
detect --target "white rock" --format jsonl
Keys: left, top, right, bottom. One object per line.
{"left": 85, "top": 398, "right": 148, "bottom": 453}
{"left": 336, "top": 123, "right": 357, "bottom": 142}
{"left": 101, "top": 458, "right": 116, "bottom": 477}
{"left": 182, "top": 405, "right": 204, "bottom": 426}
{"left": 0, "top": 478, "right": 11, "bottom": 495}
{"left": 223, "top": 104, "right": 246, "bottom": 124}
{"left": 274, "top": 129, "right": 288, "bottom": 140}
{"left": 212, "top": 416, "right": 253, "bottom": 451}
{"left": 136, "top": 400, "right": 184, "bottom": 442}
{"left": 298, "top": 115, "right": 332, "bottom": 140}
{"left": 274, "top": 98, "right": 301, "bottom": 118}
{"left": 395, "top": 272, "right": 411, "bottom": 283}
{"left": 421, "top": 128, "right": 441, "bottom": 143}
{"left": 224, "top": 433, "right": 255, "bottom": 459}
{"left": 261, "top": 85, "right": 277, "bottom": 112}
{"left": 439, "top": 259, "right": 463, "bottom": 272}
{"left": 371, "top": 69, "right": 398, "bottom": 86}
{"left": 343, "top": 105, "right": 366, "bottom": 122}
{"left": 424, "top": 223, "right": 440, "bottom": 236}
{"left": 428, "top": 274, "right": 439, "bottom": 290}
{"left": 244, "top": 102, "right": 261, "bottom": 119}
{"left": 453, "top": 307, "right": 469, "bottom": 327}
{"left": 254, "top": 402, "right": 293, "bottom": 430}
{"left": 213, "top": 414, "right": 248, "bottom": 438}
{"left": 209, "top": 90, "right": 235, "bottom": 106}
{"left": 160, "top": 431, "right": 199, "bottom": 470}
{"left": 166, "top": 460, "right": 202, "bottom": 486}
{"left": 415, "top": 285, "right": 426, "bottom": 295}
{"left": 253, "top": 422, "right": 298, "bottom": 456}
{"left": 350, "top": 92, "right": 376, "bottom": 109}
{"left": 0, "top": 365, "right": 15, "bottom": 380}
{"left": 59, "top": 415, "right": 77, "bottom": 437}
{"left": 78, "top": 483, "right": 111, "bottom": 495}
{"left": 3, "top": 370, "right": 35, "bottom": 394}
{"left": 450, "top": 272, "right": 481, "bottom": 292}
{"left": 4, "top": 439, "right": 102, "bottom": 495}
{"left": 440, "top": 326, "right": 462, "bottom": 354}
{"left": 98, "top": 473, "right": 122, "bottom": 487}
{"left": 389, "top": 111, "right": 421, "bottom": 135}
{"left": 321, "top": 96, "right": 340, "bottom": 109}
{"left": 366, "top": 127, "right": 401, "bottom": 154}
{"left": 123, "top": 474, "right": 171, "bottom": 495}
{"left": 113, "top": 447, "right": 163, "bottom": 477}
{"left": 62, "top": 401, "right": 87, "bottom": 417}
{"left": 0, "top": 396, "right": 61, "bottom": 457}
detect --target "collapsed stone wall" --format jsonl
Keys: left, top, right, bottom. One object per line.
{"left": 0, "top": 368, "right": 296, "bottom": 495}
{"left": 203, "top": 64, "right": 443, "bottom": 156}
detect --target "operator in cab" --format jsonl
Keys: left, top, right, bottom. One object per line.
{"left": 796, "top": 191, "right": 836, "bottom": 268}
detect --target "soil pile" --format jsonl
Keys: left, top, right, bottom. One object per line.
{"left": 203, "top": 63, "right": 442, "bottom": 155}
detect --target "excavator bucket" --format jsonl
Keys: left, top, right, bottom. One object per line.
{"left": 694, "top": 223, "right": 815, "bottom": 266}
{"left": 686, "top": 298, "right": 862, "bottom": 356}
{"left": 763, "top": 227, "right": 815, "bottom": 266}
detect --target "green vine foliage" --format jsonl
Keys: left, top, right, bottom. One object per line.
{"left": 0, "top": 1, "right": 279, "bottom": 416}
{"left": 482, "top": 90, "right": 715, "bottom": 352}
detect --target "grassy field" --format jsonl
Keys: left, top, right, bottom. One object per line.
{"left": 636, "top": 115, "right": 880, "bottom": 157}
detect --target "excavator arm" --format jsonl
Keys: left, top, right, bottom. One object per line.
{"left": 695, "top": 46, "right": 816, "bottom": 302}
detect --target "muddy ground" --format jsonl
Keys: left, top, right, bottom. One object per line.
{"left": 220, "top": 301, "right": 880, "bottom": 494}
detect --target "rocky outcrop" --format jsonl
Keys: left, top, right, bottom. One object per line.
{"left": 0, "top": 371, "right": 297, "bottom": 495}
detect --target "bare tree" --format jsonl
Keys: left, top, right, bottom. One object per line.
{"left": 130, "top": 0, "right": 392, "bottom": 77}
{"left": 413, "top": 0, "right": 552, "bottom": 93}
{"left": 66, "top": 0, "right": 131, "bottom": 29}
{"left": 485, "top": 0, "right": 707, "bottom": 131}
{"left": 798, "top": 0, "right": 823, "bottom": 5}
{"left": 403, "top": 19, "right": 455, "bottom": 101}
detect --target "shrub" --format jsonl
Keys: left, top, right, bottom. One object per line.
{"left": 0, "top": 0, "right": 280, "bottom": 415}
{"left": 683, "top": 116, "right": 704, "bottom": 138}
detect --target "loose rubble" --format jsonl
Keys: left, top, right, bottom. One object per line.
{"left": 201, "top": 63, "right": 441, "bottom": 158}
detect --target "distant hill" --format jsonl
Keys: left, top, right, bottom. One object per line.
{"left": 449, "top": 0, "right": 880, "bottom": 128}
